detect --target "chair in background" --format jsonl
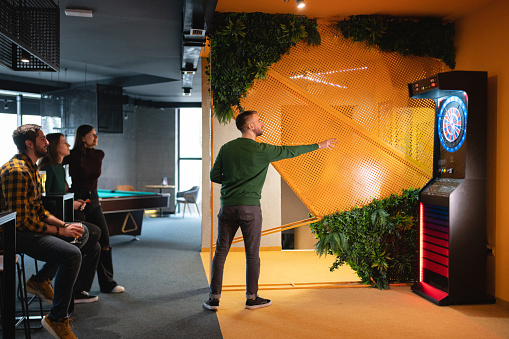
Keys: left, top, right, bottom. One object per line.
{"left": 117, "top": 185, "right": 136, "bottom": 191}
{"left": 176, "top": 186, "right": 200, "bottom": 217}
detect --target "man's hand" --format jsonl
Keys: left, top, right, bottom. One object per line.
{"left": 61, "top": 224, "right": 84, "bottom": 238}
{"left": 318, "top": 138, "right": 338, "bottom": 149}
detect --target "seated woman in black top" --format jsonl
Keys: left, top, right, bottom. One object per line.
{"left": 39, "top": 132, "right": 101, "bottom": 303}
{"left": 63, "top": 125, "right": 125, "bottom": 293}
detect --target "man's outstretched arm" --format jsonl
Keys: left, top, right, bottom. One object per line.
{"left": 267, "top": 138, "right": 338, "bottom": 162}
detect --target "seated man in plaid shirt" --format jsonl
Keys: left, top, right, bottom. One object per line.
{"left": 0, "top": 124, "right": 85, "bottom": 339}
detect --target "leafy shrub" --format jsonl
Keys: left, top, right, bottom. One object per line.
{"left": 310, "top": 189, "right": 419, "bottom": 289}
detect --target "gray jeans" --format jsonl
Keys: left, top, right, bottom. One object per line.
{"left": 209, "top": 205, "right": 262, "bottom": 299}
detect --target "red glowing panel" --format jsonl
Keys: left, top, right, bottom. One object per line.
{"left": 419, "top": 203, "right": 424, "bottom": 282}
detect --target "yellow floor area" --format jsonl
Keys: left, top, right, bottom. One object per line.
{"left": 200, "top": 249, "right": 361, "bottom": 290}
{"left": 200, "top": 249, "right": 509, "bottom": 339}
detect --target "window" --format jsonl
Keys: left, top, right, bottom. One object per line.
{"left": 0, "top": 113, "right": 19, "bottom": 164}
{"left": 22, "top": 115, "right": 41, "bottom": 125}
{"left": 178, "top": 108, "right": 202, "bottom": 196}
{"left": 0, "top": 96, "right": 62, "bottom": 165}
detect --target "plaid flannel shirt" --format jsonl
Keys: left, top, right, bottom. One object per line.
{"left": 0, "top": 153, "right": 51, "bottom": 233}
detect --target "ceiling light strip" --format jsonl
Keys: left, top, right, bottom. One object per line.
{"left": 65, "top": 8, "right": 93, "bottom": 17}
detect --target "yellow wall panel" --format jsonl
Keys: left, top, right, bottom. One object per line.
{"left": 237, "top": 24, "right": 448, "bottom": 217}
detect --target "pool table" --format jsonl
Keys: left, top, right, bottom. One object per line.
{"left": 98, "top": 189, "right": 170, "bottom": 238}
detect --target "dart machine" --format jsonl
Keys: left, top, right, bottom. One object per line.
{"left": 408, "top": 71, "right": 492, "bottom": 305}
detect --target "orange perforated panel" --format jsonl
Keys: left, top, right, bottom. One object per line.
{"left": 235, "top": 24, "right": 446, "bottom": 217}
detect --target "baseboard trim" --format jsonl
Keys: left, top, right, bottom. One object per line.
{"left": 496, "top": 297, "right": 509, "bottom": 310}
{"left": 201, "top": 246, "right": 282, "bottom": 252}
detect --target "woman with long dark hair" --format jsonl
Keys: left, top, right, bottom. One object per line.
{"left": 63, "top": 125, "right": 125, "bottom": 293}
{"left": 39, "top": 132, "right": 101, "bottom": 303}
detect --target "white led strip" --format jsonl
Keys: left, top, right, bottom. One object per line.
{"left": 290, "top": 66, "right": 368, "bottom": 89}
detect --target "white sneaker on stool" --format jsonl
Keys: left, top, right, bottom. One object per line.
{"left": 108, "top": 285, "right": 125, "bottom": 293}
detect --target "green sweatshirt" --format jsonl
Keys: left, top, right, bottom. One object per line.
{"left": 41, "top": 164, "right": 67, "bottom": 194}
{"left": 40, "top": 163, "right": 67, "bottom": 215}
{"left": 210, "top": 138, "right": 319, "bottom": 206}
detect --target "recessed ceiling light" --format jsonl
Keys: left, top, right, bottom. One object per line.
{"left": 21, "top": 50, "right": 30, "bottom": 63}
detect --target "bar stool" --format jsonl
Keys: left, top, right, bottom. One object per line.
{"left": 0, "top": 252, "right": 46, "bottom": 338}
{"left": 17, "top": 254, "right": 46, "bottom": 330}
{"left": 0, "top": 253, "right": 31, "bottom": 338}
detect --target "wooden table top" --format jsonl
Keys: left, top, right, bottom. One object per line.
{"left": 145, "top": 185, "right": 175, "bottom": 189}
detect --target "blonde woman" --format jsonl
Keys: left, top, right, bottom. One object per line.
{"left": 39, "top": 133, "right": 101, "bottom": 303}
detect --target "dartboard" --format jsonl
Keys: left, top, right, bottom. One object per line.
{"left": 438, "top": 95, "right": 467, "bottom": 152}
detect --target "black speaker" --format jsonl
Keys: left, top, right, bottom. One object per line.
{"left": 97, "top": 84, "right": 123, "bottom": 133}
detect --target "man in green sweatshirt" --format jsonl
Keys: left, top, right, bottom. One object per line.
{"left": 204, "top": 110, "right": 336, "bottom": 311}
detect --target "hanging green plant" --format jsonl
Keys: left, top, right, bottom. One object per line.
{"left": 335, "top": 15, "right": 456, "bottom": 69}
{"left": 207, "top": 12, "right": 321, "bottom": 124}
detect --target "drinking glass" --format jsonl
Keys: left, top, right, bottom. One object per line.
{"left": 68, "top": 222, "right": 83, "bottom": 244}
{"left": 39, "top": 170, "right": 47, "bottom": 195}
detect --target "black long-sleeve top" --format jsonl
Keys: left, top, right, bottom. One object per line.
{"left": 63, "top": 148, "right": 104, "bottom": 191}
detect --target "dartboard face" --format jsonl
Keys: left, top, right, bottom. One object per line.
{"left": 438, "top": 96, "right": 467, "bottom": 152}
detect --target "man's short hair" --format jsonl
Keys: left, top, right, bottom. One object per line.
{"left": 12, "top": 124, "right": 41, "bottom": 152}
{"left": 235, "top": 110, "right": 257, "bottom": 131}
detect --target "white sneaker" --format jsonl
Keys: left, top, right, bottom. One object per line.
{"left": 108, "top": 285, "right": 125, "bottom": 293}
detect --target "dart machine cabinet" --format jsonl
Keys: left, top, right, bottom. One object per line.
{"left": 408, "top": 71, "right": 493, "bottom": 305}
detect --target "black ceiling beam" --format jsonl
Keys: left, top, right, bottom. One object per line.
{"left": 124, "top": 95, "right": 201, "bottom": 109}
{"left": 180, "top": 0, "right": 217, "bottom": 95}
{"left": 70, "top": 74, "right": 178, "bottom": 89}
{"left": 203, "top": 0, "right": 218, "bottom": 32}
{"left": 182, "top": 0, "right": 217, "bottom": 33}
{"left": 0, "top": 78, "right": 69, "bottom": 94}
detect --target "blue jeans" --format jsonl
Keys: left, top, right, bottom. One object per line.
{"left": 15, "top": 230, "right": 82, "bottom": 320}
{"left": 209, "top": 205, "right": 262, "bottom": 299}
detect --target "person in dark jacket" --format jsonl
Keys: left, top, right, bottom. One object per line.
{"left": 63, "top": 125, "right": 125, "bottom": 294}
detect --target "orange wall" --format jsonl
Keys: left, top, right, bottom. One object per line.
{"left": 455, "top": 0, "right": 509, "bottom": 304}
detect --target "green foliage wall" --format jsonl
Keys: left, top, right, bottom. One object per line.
{"left": 208, "top": 14, "right": 455, "bottom": 124}
{"left": 310, "top": 189, "right": 420, "bottom": 289}
{"left": 207, "top": 12, "right": 320, "bottom": 124}
{"left": 336, "top": 15, "right": 456, "bottom": 69}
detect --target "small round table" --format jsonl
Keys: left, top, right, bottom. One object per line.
{"left": 145, "top": 185, "right": 175, "bottom": 216}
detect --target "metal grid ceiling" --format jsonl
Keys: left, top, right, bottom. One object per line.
{"left": 237, "top": 24, "right": 447, "bottom": 217}
{"left": 0, "top": 0, "right": 59, "bottom": 71}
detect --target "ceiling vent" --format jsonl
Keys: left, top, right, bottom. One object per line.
{"left": 190, "top": 29, "right": 206, "bottom": 36}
